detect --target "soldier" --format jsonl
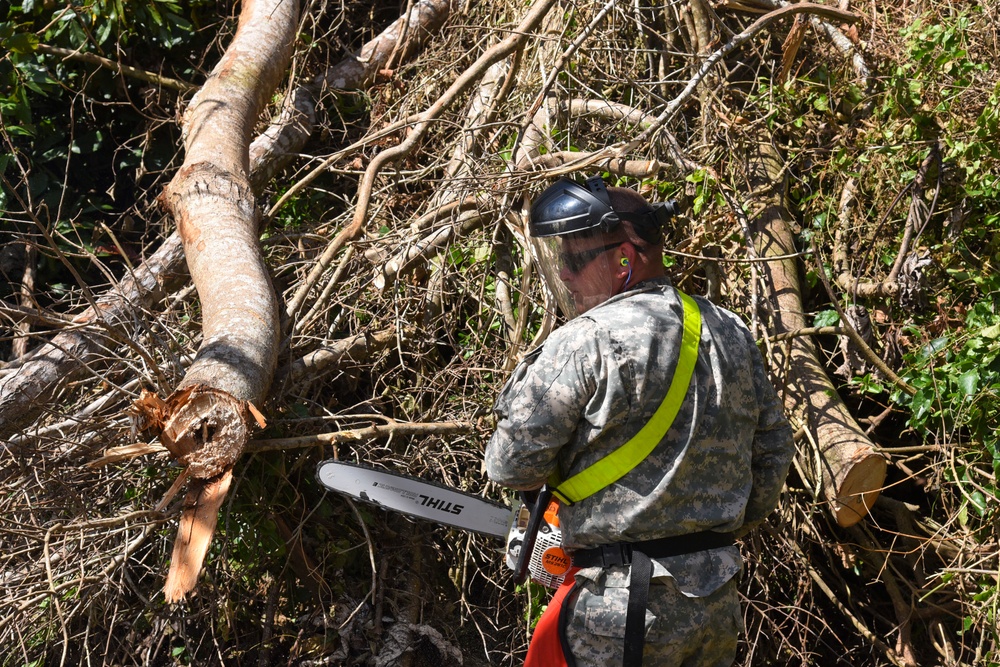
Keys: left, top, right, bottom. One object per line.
{"left": 485, "top": 175, "right": 795, "bottom": 666}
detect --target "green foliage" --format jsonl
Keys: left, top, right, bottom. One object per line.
{"left": 949, "top": 78, "right": 1000, "bottom": 203}
{"left": 748, "top": 65, "right": 861, "bottom": 136}
{"left": 515, "top": 580, "right": 549, "bottom": 629}
{"left": 0, "top": 1, "right": 216, "bottom": 305}
{"left": 897, "top": 14, "right": 986, "bottom": 114}
{"left": 879, "top": 10, "right": 997, "bottom": 202}
{"left": 892, "top": 13, "right": 999, "bottom": 205}
{"left": 890, "top": 293, "right": 1000, "bottom": 592}
{"left": 850, "top": 371, "right": 887, "bottom": 396}
{"left": 9, "top": 0, "right": 197, "bottom": 51}
{"left": 2, "top": 1, "right": 201, "bottom": 134}
{"left": 813, "top": 309, "right": 840, "bottom": 328}
{"left": 268, "top": 185, "right": 334, "bottom": 231}
{"left": 684, "top": 168, "right": 724, "bottom": 216}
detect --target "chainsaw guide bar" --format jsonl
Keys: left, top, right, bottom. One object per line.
{"left": 316, "top": 460, "right": 513, "bottom": 538}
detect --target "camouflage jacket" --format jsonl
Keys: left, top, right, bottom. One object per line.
{"left": 486, "top": 277, "right": 794, "bottom": 595}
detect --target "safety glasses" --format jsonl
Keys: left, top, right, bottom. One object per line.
{"left": 559, "top": 242, "right": 622, "bottom": 274}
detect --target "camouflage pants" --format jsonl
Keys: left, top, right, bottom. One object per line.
{"left": 562, "top": 570, "right": 741, "bottom": 666}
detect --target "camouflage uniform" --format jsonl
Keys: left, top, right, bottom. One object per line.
{"left": 486, "top": 277, "right": 794, "bottom": 666}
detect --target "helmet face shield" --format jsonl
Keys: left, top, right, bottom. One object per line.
{"left": 532, "top": 227, "right": 627, "bottom": 318}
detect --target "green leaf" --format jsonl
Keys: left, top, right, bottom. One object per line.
{"left": 27, "top": 170, "right": 50, "bottom": 197}
{"left": 813, "top": 310, "right": 840, "bottom": 328}
{"left": 692, "top": 191, "right": 707, "bottom": 215}
{"left": 148, "top": 3, "right": 164, "bottom": 26}
{"left": 854, "top": 373, "right": 887, "bottom": 395}
{"left": 959, "top": 615, "right": 973, "bottom": 635}
{"left": 969, "top": 490, "right": 986, "bottom": 516}
{"left": 909, "top": 387, "right": 935, "bottom": 423}
{"left": 918, "top": 337, "right": 951, "bottom": 362}
{"left": 95, "top": 19, "right": 113, "bottom": 46}
{"left": 3, "top": 124, "right": 34, "bottom": 137}
{"left": 981, "top": 323, "right": 1000, "bottom": 339}
{"left": 957, "top": 370, "right": 979, "bottom": 396}
{"left": 2, "top": 31, "right": 39, "bottom": 54}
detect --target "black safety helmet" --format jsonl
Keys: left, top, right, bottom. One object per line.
{"left": 528, "top": 175, "right": 680, "bottom": 242}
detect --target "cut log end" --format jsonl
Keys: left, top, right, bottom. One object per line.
{"left": 163, "top": 469, "right": 234, "bottom": 603}
{"left": 161, "top": 385, "right": 251, "bottom": 479}
{"left": 832, "top": 453, "right": 887, "bottom": 528}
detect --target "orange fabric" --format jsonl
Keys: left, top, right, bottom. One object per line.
{"left": 524, "top": 573, "right": 578, "bottom": 667}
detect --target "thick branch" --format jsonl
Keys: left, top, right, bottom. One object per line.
{"left": 248, "top": 420, "right": 475, "bottom": 453}
{"left": 153, "top": 0, "right": 300, "bottom": 603}
{"left": 0, "top": 235, "right": 187, "bottom": 438}
{"left": 89, "top": 420, "right": 475, "bottom": 464}
{"left": 275, "top": 329, "right": 400, "bottom": 386}
{"left": 34, "top": 43, "right": 197, "bottom": 93}
{"left": 373, "top": 210, "right": 486, "bottom": 292}
{"left": 748, "top": 140, "right": 885, "bottom": 528}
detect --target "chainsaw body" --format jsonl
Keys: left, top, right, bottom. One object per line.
{"left": 505, "top": 493, "right": 572, "bottom": 588}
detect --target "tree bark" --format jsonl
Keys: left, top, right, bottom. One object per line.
{"left": 748, "top": 140, "right": 885, "bottom": 527}
{"left": 151, "top": 0, "right": 298, "bottom": 602}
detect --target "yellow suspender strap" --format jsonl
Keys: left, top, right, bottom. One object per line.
{"left": 550, "top": 290, "right": 702, "bottom": 505}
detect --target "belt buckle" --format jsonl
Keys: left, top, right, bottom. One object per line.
{"left": 600, "top": 543, "right": 631, "bottom": 567}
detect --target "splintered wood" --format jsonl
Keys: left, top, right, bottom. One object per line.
{"left": 162, "top": 470, "right": 234, "bottom": 603}
{"left": 130, "top": 384, "right": 267, "bottom": 601}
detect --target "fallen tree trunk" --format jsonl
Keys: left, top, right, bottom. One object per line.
{"left": 149, "top": 0, "right": 298, "bottom": 602}
{"left": 748, "top": 140, "right": 885, "bottom": 527}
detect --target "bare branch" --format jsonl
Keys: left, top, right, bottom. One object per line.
{"left": 34, "top": 43, "right": 197, "bottom": 93}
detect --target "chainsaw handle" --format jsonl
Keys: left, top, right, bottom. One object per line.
{"left": 513, "top": 485, "right": 552, "bottom": 585}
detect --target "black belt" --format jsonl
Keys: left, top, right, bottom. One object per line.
{"left": 570, "top": 531, "right": 735, "bottom": 666}
{"left": 571, "top": 530, "right": 734, "bottom": 568}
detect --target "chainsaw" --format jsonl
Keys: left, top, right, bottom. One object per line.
{"left": 316, "top": 460, "right": 571, "bottom": 588}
